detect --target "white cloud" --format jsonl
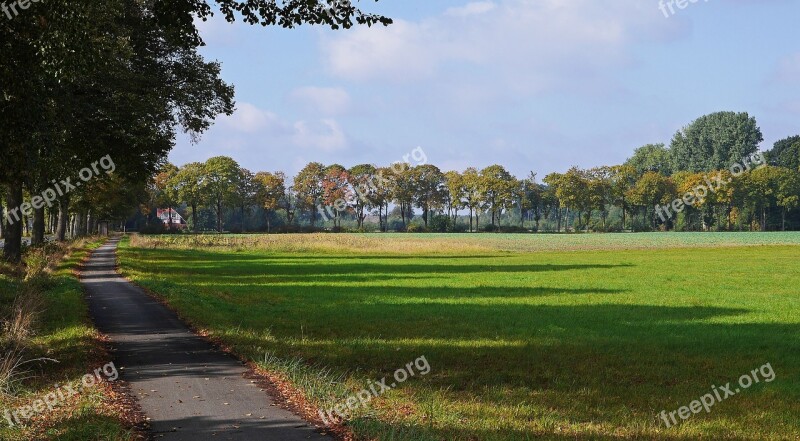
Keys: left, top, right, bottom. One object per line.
{"left": 773, "top": 52, "right": 800, "bottom": 83}
{"left": 289, "top": 86, "right": 352, "bottom": 115}
{"left": 221, "top": 102, "right": 284, "bottom": 133}
{"left": 291, "top": 119, "right": 347, "bottom": 152}
{"left": 445, "top": 2, "right": 497, "bottom": 17}
{"left": 321, "top": 0, "right": 680, "bottom": 93}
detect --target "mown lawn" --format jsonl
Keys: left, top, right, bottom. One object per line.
{"left": 120, "top": 233, "right": 800, "bottom": 440}
{"left": 0, "top": 240, "right": 137, "bottom": 441}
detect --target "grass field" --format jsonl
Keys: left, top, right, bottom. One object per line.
{"left": 120, "top": 233, "right": 800, "bottom": 440}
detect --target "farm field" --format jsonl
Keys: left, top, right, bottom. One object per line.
{"left": 119, "top": 233, "right": 800, "bottom": 440}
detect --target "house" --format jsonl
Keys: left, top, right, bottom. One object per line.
{"left": 156, "top": 208, "right": 188, "bottom": 230}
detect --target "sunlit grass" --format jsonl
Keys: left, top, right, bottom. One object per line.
{"left": 121, "top": 234, "right": 800, "bottom": 440}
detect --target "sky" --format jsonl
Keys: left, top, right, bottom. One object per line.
{"left": 169, "top": 0, "right": 800, "bottom": 180}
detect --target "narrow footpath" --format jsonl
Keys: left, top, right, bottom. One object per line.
{"left": 82, "top": 237, "right": 329, "bottom": 440}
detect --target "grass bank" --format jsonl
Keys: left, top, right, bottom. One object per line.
{"left": 0, "top": 238, "right": 138, "bottom": 441}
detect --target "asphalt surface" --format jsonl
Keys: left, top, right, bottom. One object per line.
{"left": 82, "top": 238, "right": 329, "bottom": 440}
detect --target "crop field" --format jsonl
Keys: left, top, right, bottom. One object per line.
{"left": 120, "top": 233, "right": 800, "bottom": 440}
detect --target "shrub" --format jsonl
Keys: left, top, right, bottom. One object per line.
{"left": 407, "top": 224, "right": 428, "bottom": 233}
{"left": 429, "top": 215, "right": 451, "bottom": 233}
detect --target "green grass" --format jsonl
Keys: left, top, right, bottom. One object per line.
{"left": 120, "top": 233, "right": 800, "bottom": 440}
{"left": 0, "top": 239, "right": 137, "bottom": 441}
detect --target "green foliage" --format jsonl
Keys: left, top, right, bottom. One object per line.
{"left": 626, "top": 143, "right": 674, "bottom": 176}
{"left": 670, "top": 111, "right": 763, "bottom": 172}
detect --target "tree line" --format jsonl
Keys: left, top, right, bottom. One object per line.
{"left": 0, "top": 0, "right": 392, "bottom": 262}
{"left": 141, "top": 112, "right": 800, "bottom": 234}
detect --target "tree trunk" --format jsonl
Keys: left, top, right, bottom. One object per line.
{"left": 191, "top": 203, "right": 198, "bottom": 233}
{"left": 31, "top": 207, "right": 45, "bottom": 246}
{"left": 217, "top": 201, "right": 223, "bottom": 232}
{"left": 3, "top": 181, "right": 24, "bottom": 262}
{"left": 56, "top": 198, "right": 69, "bottom": 241}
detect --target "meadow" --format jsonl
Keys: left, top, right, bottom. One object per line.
{"left": 120, "top": 233, "right": 800, "bottom": 440}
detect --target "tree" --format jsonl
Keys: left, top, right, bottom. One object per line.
{"left": 627, "top": 172, "right": 676, "bottom": 230}
{"left": 766, "top": 136, "right": 800, "bottom": 171}
{"left": 774, "top": 167, "right": 800, "bottom": 231}
{"left": 321, "top": 164, "right": 352, "bottom": 228}
{"left": 294, "top": 162, "right": 326, "bottom": 227}
{"left": 235, "top": 168, "right": 258, "bottom": 232}
{"left": 587, "top": 167, "right": 613, "bottom": 231}
{"left": 444, "top": 171, "right": 466, "bottom": 228}
{"left": 203, "top": 157, "right": 241, "bottom": 232}
{"left": 670, "top": 112, "right": 763, "bottom": 173}
{"left": 373, "top": 167, "right": 395, "bottom": 232}
{"left": 609, "top": 165, "right": 637, "bottom": 231}
{"left": 172, "top": 162, "right": 206, "bottom": 232}
{"left": 150, "top": 163, "right": 180, "bottom": 229}
{"left": 391, "top": 163, "right": 415, "bottom": 229}
{"left": 462, "top": 168, "right": 482, "bottom": 232}
{"left": 348, "top": 164, "right": 377, "bottom": 229}
{"left": 254, "top": 171, "right": 286, "bottom": 233}
{"left": 409, "top": 165, "right": 446, "bottom": 228}
{"left": 626, "top": 144, "right": 673, "bottom": 176}
{"left": 479, "top": 165, "right": 517, "bottom": 229}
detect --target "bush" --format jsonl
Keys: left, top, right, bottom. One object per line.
{"left": 429, "top": 215, "right": 451, "bottom": 233}
{"left": 406, "top": 224, "right": 428, "bottom": 233}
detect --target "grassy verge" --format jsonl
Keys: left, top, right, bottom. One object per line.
{"left": 120, "top": 234, "right": 800, "bottom": 440}
{"left": 0, "top": 238, "right": 138, "bottom": 441}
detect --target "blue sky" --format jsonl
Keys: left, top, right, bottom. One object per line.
{"left": 169, "top": 0, "right": 800, "bottom": 179}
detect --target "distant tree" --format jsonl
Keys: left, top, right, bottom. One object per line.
{"left": 391, "top": 163, "right": 415, "bottom": 229}
{"left": 627, "top": 172, "right": 676, "bottom": 230}
{"left": 235, "top": 168, "right": 258, "bottom": 231}
{"left": 203, "top": 156, "right": 241, "bottom": 232}
{"left": 587, "top": 167, "right": 613, "bottom": 230}
{"left": 150, "top": 163, "right": 180, "bottom": 229}
{"left": 444, "top": 171, "right": 466, "bottom": 228}
{"left": 765, "top": 136, "right": 800, "bottom": 171}
{"left": 626, "top": 144, "right": 673, "bottom": 176}
{"left": 373, "top": 167, "right": 395, "bottom": 232}
{"left": 172, "top": 162, "right": 206, "bottom": 232}
{"left": 670, "top": 111, "right": 763, "bottom": 173}
{"left": 479, "top": 165, "right": 517, "bottom": 229}
{"left": 321, "top": 164, "right": 352, "bottom": 228}
{"left": 348, "top": 164, "right": 377, "bottom": 229}
{"left": 609, "top": 165, "right": 638, "bottom": 231}
{"left": 409, "top": 165, "right": 446, "bottom": 228}
{"left": 462, "top": 167, "right": 482, "bottom": 232}
{"left": 294, "top": 162, "right": 326, "bottom": 227}
{"left": 254, "top": 171, "right": 286, "bottom": 233}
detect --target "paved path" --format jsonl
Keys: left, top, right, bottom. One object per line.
{"left": 82, "top": 238, "right": 329, "bottom": 440}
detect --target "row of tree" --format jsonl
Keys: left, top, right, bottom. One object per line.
{"left": 0, "top": 0, "right": 391, "bottom": 261}
{"left": 142, "top": 116, "right": 800, "bottom": 234}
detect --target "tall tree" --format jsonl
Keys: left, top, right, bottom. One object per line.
{"left": 294, "top": 162, "right": 326, "bottom": 227}
{"left": 172, "top": 162, "right": 206, "bottom": 232}
{"left": 670, "top": 111, "right": 763, "bottom": 173}
{"left": 626, "top": 143, "right": 673, "bottom": 176}
{"left": 254, "top": 171, "right": 286, "bottom": 233}
{"left": 409, "top": 165, "right": 446, "bottom": 228}
{"left": 203, "top": 156, "right": 241, "bottom": 232}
